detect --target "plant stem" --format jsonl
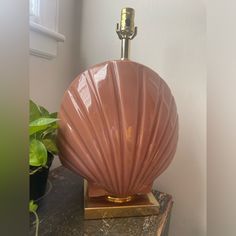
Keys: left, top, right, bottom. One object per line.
{"left": 29, "top": 167, "right": 43, "bottom": 175}
{"left": 32, "top": 210, "right": 39, "bottom": 236}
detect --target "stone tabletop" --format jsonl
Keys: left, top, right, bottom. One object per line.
{"left": 30, "top": 166, "right": 173, "bottom": 236}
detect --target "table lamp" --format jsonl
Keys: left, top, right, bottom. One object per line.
{"left": 58, "top": 7, "right": 178, "bottom": 219}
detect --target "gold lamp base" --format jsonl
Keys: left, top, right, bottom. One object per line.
{"left": 106, "top": 195, "right": 134, "bottom": 203}
{"left": 84, "top": 180, "right": 160, "bottom": 220}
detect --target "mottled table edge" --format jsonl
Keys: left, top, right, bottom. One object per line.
{"left": 30, "top": 166, "right": 174, "bottom": 236}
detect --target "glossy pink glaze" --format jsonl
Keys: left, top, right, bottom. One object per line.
{"left": 58, "top": 60, "right": 178, "bottom": 197}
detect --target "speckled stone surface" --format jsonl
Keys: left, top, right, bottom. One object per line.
{"left": 30, "top": 166, "right": 173, "bottom": 236}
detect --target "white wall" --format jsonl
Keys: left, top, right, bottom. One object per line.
{"left": 30, "top": 0, "right": 78, "bottom": 111}
{"left": 208, "top": 1, "right": 236, "bottom": 235}
{"left": 29, "top": 0, "right": 80, "bottom": 169}
{"left": 77, "top": 1, "right": 206, "bottom": 235}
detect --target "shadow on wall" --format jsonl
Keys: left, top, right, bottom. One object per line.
{"left": 154, "top": 124, "right": 206, "bottom": 236}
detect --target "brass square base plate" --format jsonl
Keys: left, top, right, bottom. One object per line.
{"left": 84, "top": 181, "right": 160, "bottom": 220}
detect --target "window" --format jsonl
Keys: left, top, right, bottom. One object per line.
{"left": 30, "top": 0, "right": 40, "bottom": 23}
{"left": 29, "top": 0, "right": 65, "bottom": 59}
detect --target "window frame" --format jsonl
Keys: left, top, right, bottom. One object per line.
{"left": 29, "top": 0, "right": 65, "bottom": 59}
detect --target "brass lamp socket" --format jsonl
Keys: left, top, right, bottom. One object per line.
{"left": 120, "top": 8, "right": 135, "bottom": 37}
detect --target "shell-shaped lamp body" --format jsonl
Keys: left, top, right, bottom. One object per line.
{"left": 58, "top": 60, "right": 178, "bottom": 197}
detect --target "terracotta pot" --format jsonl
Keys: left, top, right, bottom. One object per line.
{"left": 58, "top": 60, "right": 178, "bottom": 197}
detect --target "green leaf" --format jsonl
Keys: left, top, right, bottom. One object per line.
{"left": 30, "top": 100, "right": 41, "bottom": 122}
{"left": 39, "top": 105, "right": 49, "bottom": 117}
{"left": 42, "top": 138, "right": 58, "bottom": 154}
{"left": 30, "top": 117, "right": 58, "bottom": 127}
{"left": 50, "top": 112, "right": 58, "bottom": 119}
{"left": 29, "top": 200, "right": 38, "bottom": 212}
{"left": 29, "top": 117, "right": 59, "bottom": 135}
{"left": 50, "top": 123, "right": 59, "bottom": 130}
{"left": 29, "top": 139, "right": 47, "bottom": 166}
{"left": 42, "top": 128, "right": 57, "bottom": 139}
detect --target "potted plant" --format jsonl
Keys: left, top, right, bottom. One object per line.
{"left": 29, "top": 100, "right": 59, "bottom": 200}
